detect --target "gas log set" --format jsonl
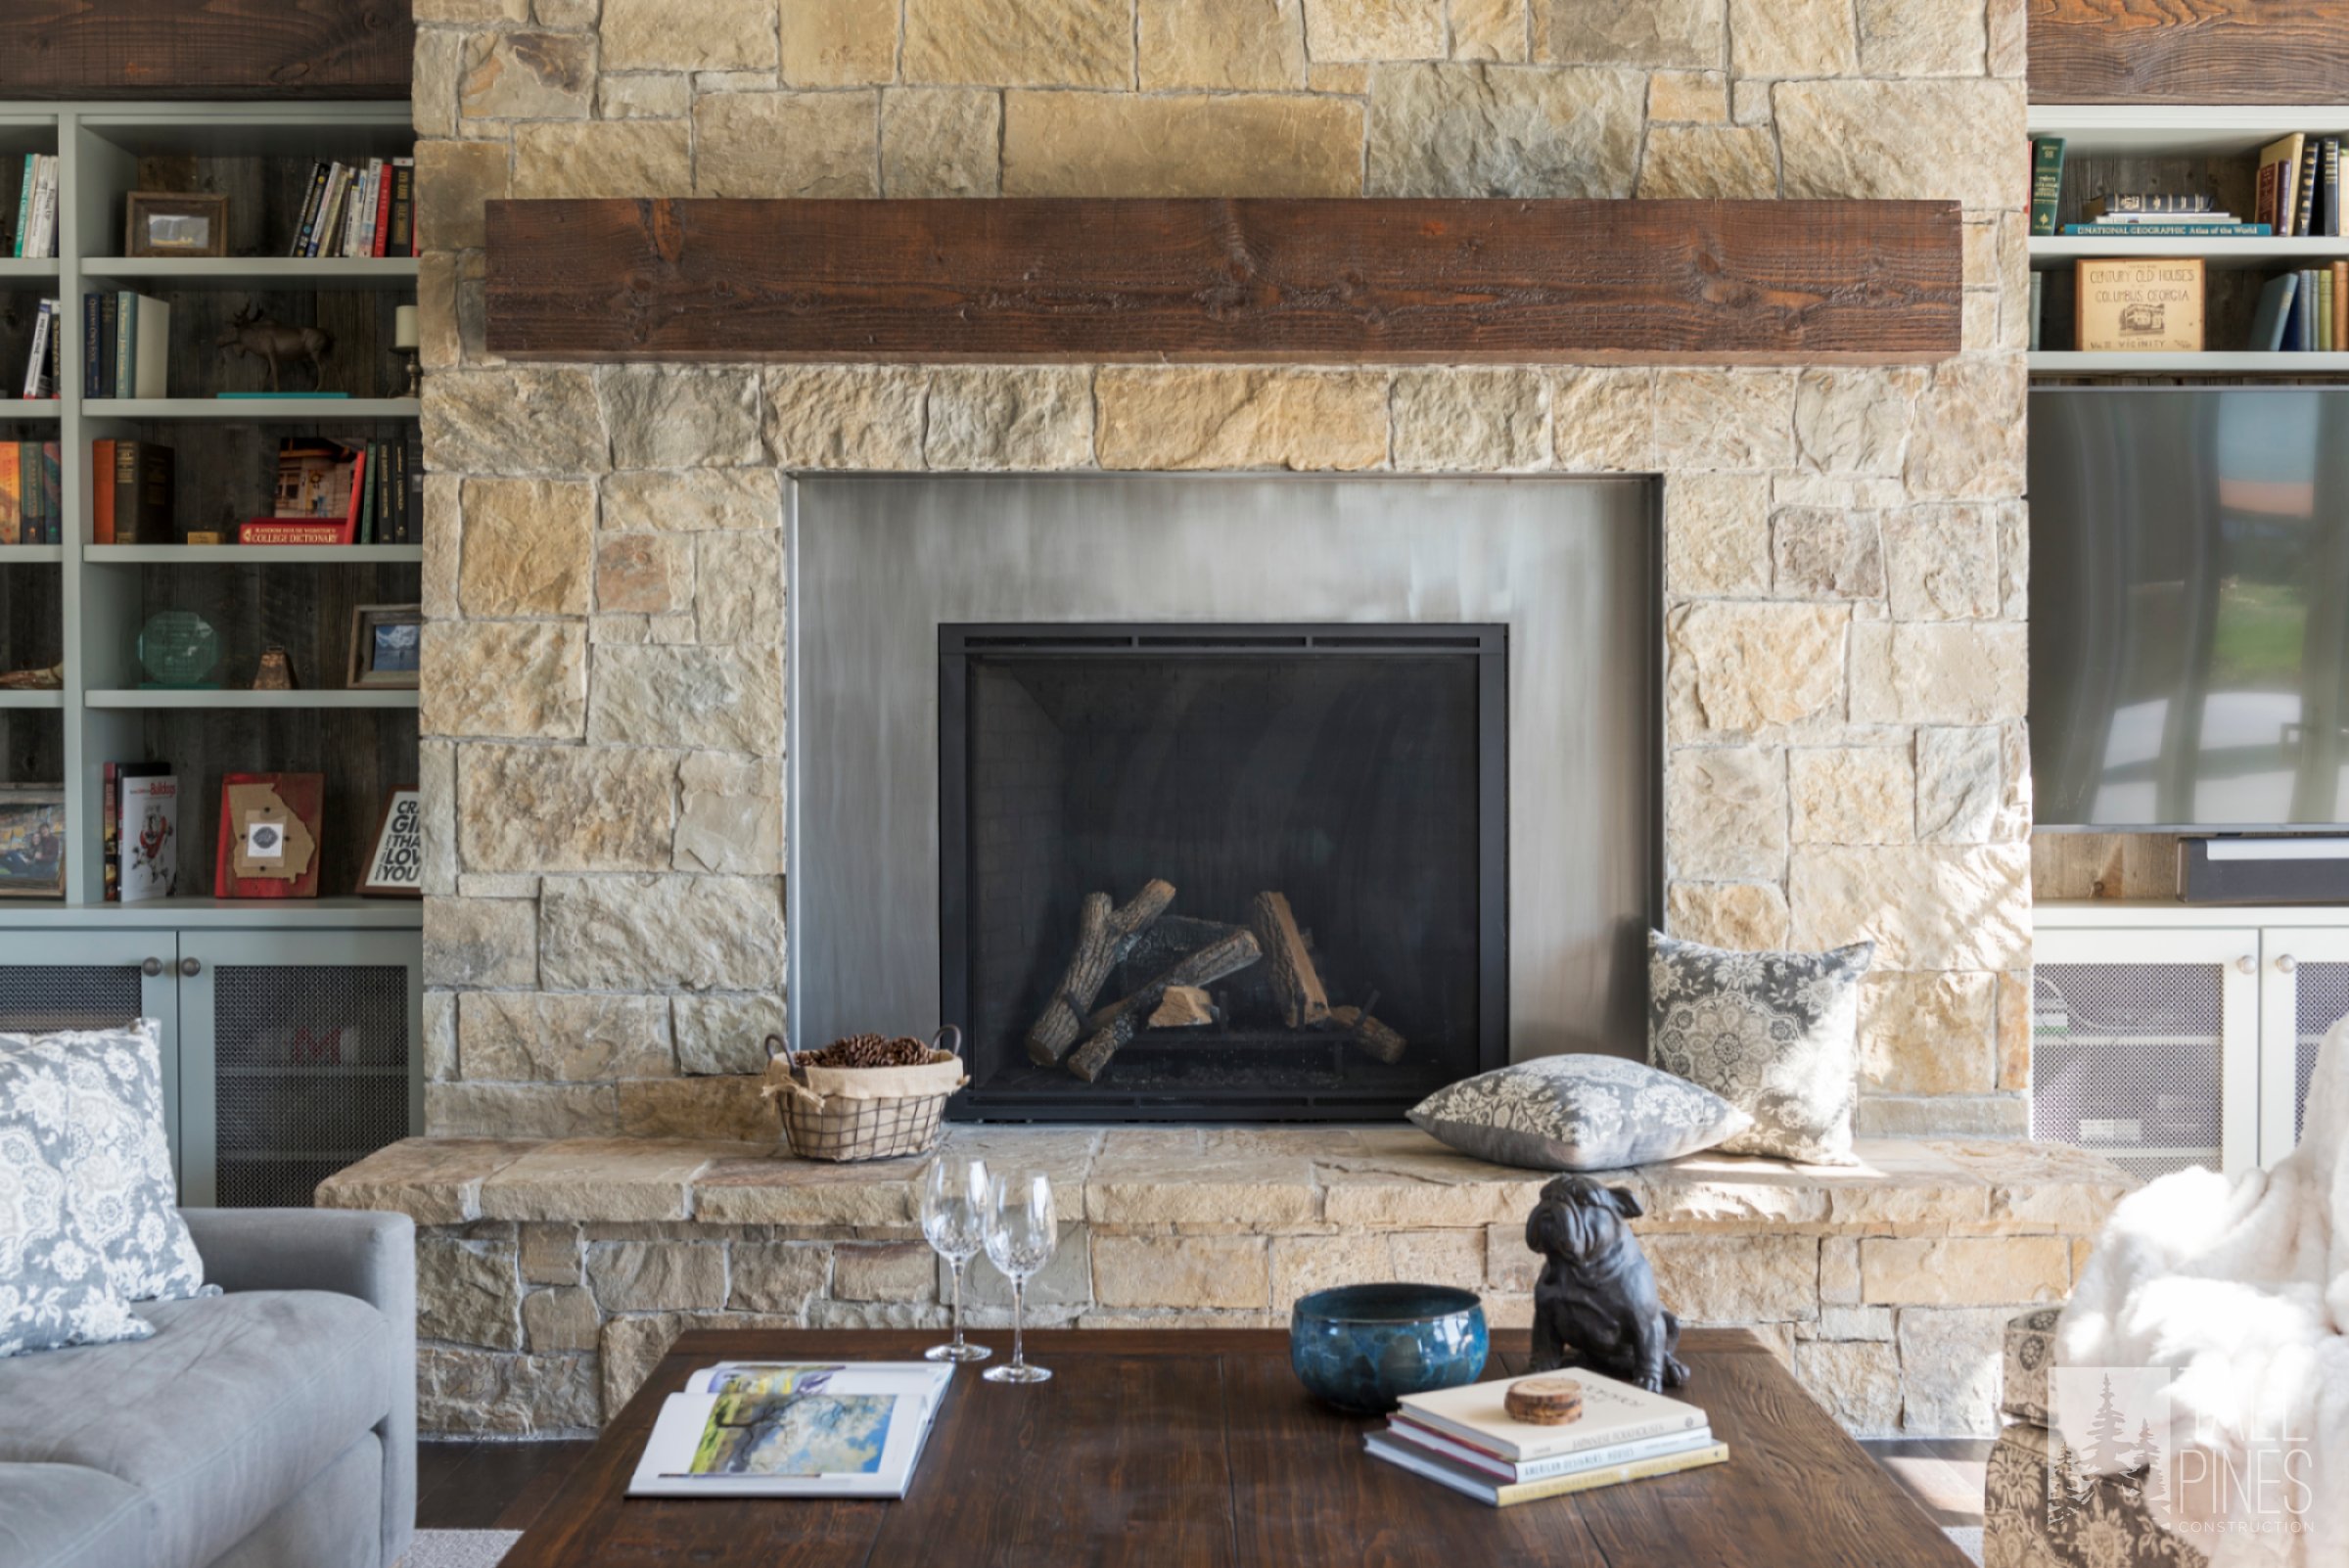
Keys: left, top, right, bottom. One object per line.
{"left": 1021, "top": 880, "right": 1410, "bottom": 1084}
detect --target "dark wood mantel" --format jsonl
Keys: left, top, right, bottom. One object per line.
{"left": 484, "top": 197, "right": 1961, "bottom": 366}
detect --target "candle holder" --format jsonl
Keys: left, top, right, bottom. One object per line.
{"left": 394, "top": 347, "right": 420, "bottom": 399}
{"left": 392, "top": 301, "right": 420, "bottom": 398}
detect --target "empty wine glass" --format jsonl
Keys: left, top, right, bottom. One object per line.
{"left": 981, "top": 1170, "right": 1057, "bottom": 1384}
{"left": 920, "top": 1155, "right": 992, "bottom": 1363}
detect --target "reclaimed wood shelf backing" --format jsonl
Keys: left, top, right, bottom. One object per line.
{"left": 2031, "top": 0, "right": 2349, "bottom": 105}
{"left": 0, "top": 0, "right": 411, "bottom": 100}
{"left": 484, "top": 198, "right": 1963, "bottom": 366}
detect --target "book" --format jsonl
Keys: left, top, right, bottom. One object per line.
{"left": 113, "top": 441, "right": 173, "bottom": 544}
{"left": 2297, "top": 139, "right": 2323, "bottom": 238}
{"left": 21, "top": 299, "right": 55, "bottom": 399}
{"left": 372, "top": 165, "right": 394, "bottom": 255}
{"left": 389, "top": 160, "right": 415, "bottom": 255}
{"left": 213, "top": 772, "right": 325, "bottom": 899}
{"left": 2335, "top": 261, "right": 2347, "bottom": 350}
{"left": 2085, "top": 193, "right": 2218, "bottom": 216}
{"left": 2323, "top": 267, "right": 2335, "bottom": 353}
{"left": 291, "top": 161, "right": 330, "bottom": 256}
{"left": 103, "top": 761, "right": 170, "bottom": 901}
{"left": 2058, "top": 222, "right": 2272, "bottom": 237}
{"left": 118, "top": 772, "right": 178, "bottom": 903}
{"left": 2030, "top": 138, "right": 2064, "bottom": 237}
{"left": 100, "top": 292, "right": 121, "bottom": 397}
{"left": 275, "top": 437, "right": 358, "bottom": 518}
{"left": 625, "top": 1362, "right": 952, "bottom": 1499}
{"left": 21, "top": 155, "right": 55, "bottom": 257}
{"left": 1395, "top": 1369, "right": 1708, "bottom": 1464}
{"left": 2263, "top": 272, "right": 2305, "bottom": 351}
{"left": 1365, "top": 1431, "right": 1730, "bottom": 1507}
{"left": 9, "top": 155, "right": 29, "bottom": 256}
{"left": 2328, "top": 138, "right": 2343, "bottom": 238}
{"left": 2258, "top": 134, "right": 2305, "bottom": 233}
{"left": 1384, "top": 1418, "right": 1717, "bottom": 1483}
{"left": 82, "top": 294, "right": 104, "bottom": 398}
{"left": 2030, "top": 271, "right": 2045, "bottom": 351}
{"left": 2085, "top": 210, "right": 2244, "bottom": 225}
{"left": 0, "top": 443, "right": 17, "bottom": 543}
{"left": 38, "top": 442, "right": 59, "bottom": 543}
{"left": 91, "top": 439, "right": 115, "bottom": 544}
{"left": 240, "top": 517, "right": 355, "bottom": 545}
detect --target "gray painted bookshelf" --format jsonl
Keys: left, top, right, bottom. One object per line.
{"left": 0, "top": 101, "right": 421, "bottom": 926}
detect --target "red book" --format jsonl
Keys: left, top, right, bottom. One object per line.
{"left": 239, "top": 517, "right": 355, "bottom": 545}
{"left": 344, "top": 446, "right": 367, "bottom": 528}
{"left": 213, "top": 772, "right": 324, "bottom": 899}
{"left": 91, "top": 439, "right": 115, "bottom": 543}
{"left": 373, "top": 169, "right": 394, "bottom": 256}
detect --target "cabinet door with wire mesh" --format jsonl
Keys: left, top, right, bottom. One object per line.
{"left": 175, "top": 930, "right": 421, "bottom": 1208}
{"left": 2031, "top": 927, "right": 2261, "bottom": 1180}
{"left": 2257, "top": 929, "right": 2349, "bottom": 1168}
{"left": 0, "top": 931, "right": 183, "bottom": 1176}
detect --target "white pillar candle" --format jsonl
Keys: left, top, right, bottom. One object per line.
{"left": 393, "top": 304, "right": 419, "bottom": 349}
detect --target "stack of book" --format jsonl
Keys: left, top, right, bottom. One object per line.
{"left": 1365, "top": 1370, "right": 1728, "bottom": 1507}
{"left": 14, "top": 298, "right": 59, "bottom": 398}
{"left": 625, "top": 1361, "right": 951, "bottom": 1499}
{"left": 4, "top": 155, "right": 60, "bottom": 257}
{"left": 81, "top": 292, "right": 171, "bottom": 399}
{"left": 2059, "top": 194, "right": 2272, "bottom": 239}
{"left": 239, "top": 434, "right": 418, "bottom": 544}
{"left": 2256, "top": 134, "right": 2344, "bottom": 238}
{"left": 0, "top": 442, "right": 63, "bottom": 543}
{"left": 89, "top": 440, "right": 175, "bottom": 544}
{"left": 2252, "top": 265, "right": 2349, "bottom": 351}
{"left": 289, "top": 158, "right": 416, "bottom": 258}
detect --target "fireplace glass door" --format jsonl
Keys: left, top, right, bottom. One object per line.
{"left": 940, "top": 624, "right": 1505, "bottom": 1120}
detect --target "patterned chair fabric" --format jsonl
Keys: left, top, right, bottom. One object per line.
{"left": 1983, "top": 1310, "right": 2208, "bottom": 1568}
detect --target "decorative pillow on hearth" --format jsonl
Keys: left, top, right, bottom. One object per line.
{"left": 1406, "top": 1054, "right": 1752, "bottom": 1171}
{"left": 0, "top": 1020, "right": 206, "bottom": 1339}
{"left": 1645, "top": 932, "right": 1873, "bottom": 1166}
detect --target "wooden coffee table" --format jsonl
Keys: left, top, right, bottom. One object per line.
{"left": 500, "top": 1327, "right": 1971, "bottom": 1567}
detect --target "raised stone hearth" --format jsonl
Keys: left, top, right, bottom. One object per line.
{"left": 322, "top": 1130, "right": 2131, "bottom": 1441}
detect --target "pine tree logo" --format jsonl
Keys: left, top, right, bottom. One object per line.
{"left": 2050, "top": 1366, "right": 2173, "bottom": 1526}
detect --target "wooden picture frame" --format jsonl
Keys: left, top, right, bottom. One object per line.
{"left": 124, "top": 191, "right": 228, "bottom": 257}
{"left": 357, "top": 787, "right": 424, "bottom": 899}
{"left": 0, "top": 786, "right": 68, "bottom": 899}
{"left": 346, "top": 603, "right": 422, "bottom": 690}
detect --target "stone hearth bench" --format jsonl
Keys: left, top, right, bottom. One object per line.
{"left": 318, "top": 1130, "right": 2134, "bottom": 1442}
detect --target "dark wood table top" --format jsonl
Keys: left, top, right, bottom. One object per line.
{"left": 500, "top": 1326, "right": 1970, "bottom": 1568}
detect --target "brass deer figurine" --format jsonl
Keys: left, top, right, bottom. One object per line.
{"left": 215, "top": 308, "right": 334, "bottom": 392}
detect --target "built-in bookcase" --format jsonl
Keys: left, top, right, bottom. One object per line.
{"left": 0, "top": 101, "right": 419, "bottom": 917}
{"left": 2029, "top": 104, "right": 2349, "bottom": 376}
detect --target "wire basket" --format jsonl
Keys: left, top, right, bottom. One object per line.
{"left": 763, "top": 1027, "right": 966, "bottom": 1162}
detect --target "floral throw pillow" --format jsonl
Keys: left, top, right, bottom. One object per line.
{"left": 1646, "top": 932, "right": 1873, "bottom": 1166}
{"left": 0, "top": 1020, "right": 204, "bottom": 1358}
{"left": 1407, "top": 1054, "right": 1752, "bottom": 1172}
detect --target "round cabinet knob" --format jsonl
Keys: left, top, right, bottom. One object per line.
{"left": 141, "top": 957, "right": 163, "bottom": 978}
{"left": 2237, "top": 955, "right": 2258, "bottom": 975}
{"left": 2277, "top": 954, "right": 2299, "bottom": 975}
{"left": 179, "top": 957, "right": 202, "bottom": 978}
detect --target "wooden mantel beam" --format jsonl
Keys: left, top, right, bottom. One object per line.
{"left": 484, "top": 197, "right": 1960, "bottom": 365}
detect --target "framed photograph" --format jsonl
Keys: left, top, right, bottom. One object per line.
{"left": 347, "top": 603, "right": 422, "bottom": 690}
{"left": 0, "top": 786, "right": 67, "bottom": 899}
{"left": 124, "top": 191, "right": 229, "bottom": 257}
{"left": 358, "top": 787, "right": 424, "bottom": 899}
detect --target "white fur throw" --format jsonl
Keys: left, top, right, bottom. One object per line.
{"left": 2058, "top": 1015, "right": 2349, "bottom": 1566}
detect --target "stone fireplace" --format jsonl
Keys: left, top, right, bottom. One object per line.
{"left": 790, "top": 475, "right": 1656, "bottom": 1121}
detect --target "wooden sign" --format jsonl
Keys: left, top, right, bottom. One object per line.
{"left": 2077, "top": 257, "right": 2205, "bottom": 352}
{"left": 358, "top": 788, "right": 424, "bottom": 899}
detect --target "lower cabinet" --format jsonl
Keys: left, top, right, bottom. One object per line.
{"left": 2034, "top": 905, "right": 2349, "bottom": 1179}
{"left": 0, "top": 923, "right": 421, "bottom": 1206}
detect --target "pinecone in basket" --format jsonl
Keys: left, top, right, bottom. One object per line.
{"left": 800, "top": 1033, "right": 936, "bottom": 1069}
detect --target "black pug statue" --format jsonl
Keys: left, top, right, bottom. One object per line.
{"left": 1524, "top": 1175, "right": 1689, "bottom": 1393}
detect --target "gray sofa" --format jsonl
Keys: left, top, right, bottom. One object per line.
{"left": 0, "top": 1209, "right": 415, "bottom": 1568}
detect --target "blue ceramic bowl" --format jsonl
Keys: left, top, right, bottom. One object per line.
{"left": 1289, "top": 1283, "right": 1490, "bottom": 1415}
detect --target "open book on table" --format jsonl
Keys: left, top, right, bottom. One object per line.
{"left": 626, "top": 1362, "right": 954, "bottom": 1499}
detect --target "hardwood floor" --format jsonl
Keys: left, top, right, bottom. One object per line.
{"left": 416, "top": 1437, "right": 1996, "bottom": 1534}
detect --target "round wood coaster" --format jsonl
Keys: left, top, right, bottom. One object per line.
{"left": 1504, "top": 1375, "right": 1584, "bottom": 1426}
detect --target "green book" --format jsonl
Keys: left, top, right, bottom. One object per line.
{"left": 2030, "top": 138, "right": 2065, "bottom": 237}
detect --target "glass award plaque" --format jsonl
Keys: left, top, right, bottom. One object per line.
{"left": 138, "top": 610, "right": 223, "bottom": 689}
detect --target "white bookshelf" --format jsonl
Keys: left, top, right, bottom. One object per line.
{"left": 0, "top": 101, "right": 421, "bottom": 925}
{"left": 2028, "top": 105, "right": 2349, "bottom": 378}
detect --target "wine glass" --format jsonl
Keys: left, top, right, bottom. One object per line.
{"left": 920, "top": 1155, "right": 992, "bottom": 1363}
{"left": 981, "top": 1170, "right": 1057, "bottom": 1385}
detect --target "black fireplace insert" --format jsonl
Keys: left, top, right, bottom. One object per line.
{"left": 939, "top": 623, "right": 1507, "bottom": 1122}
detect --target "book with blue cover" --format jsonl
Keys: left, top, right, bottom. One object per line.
{"left": 2253, "top": 273, "right": 2300, "bottom": 350}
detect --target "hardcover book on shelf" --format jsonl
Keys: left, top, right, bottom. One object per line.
{"left": 83, "top": 293, "right": 170, "bottom": 399}
{"left": 2075, "top": 256, "right": 2205, "bottom": 353}
{"left": 625, "top": 1362, "right": 952, "bottom": 1499}
{"left": 2254, "top": 272, "right": 2299, "bottom": 351}
{"left": 117, "top": 770, "right": 177, "bottom": 903}
{"left": 2030, "top": 138, "right": 2064, "bottom": 237}
{"left": 2297, "top": 140, "right": 2323, "bottom": 238}
{"left": 9, "top": 155, "right": 57, "bottom": 258}
{"left": 0, "top": 443, "right": 18, "bottom": 544}
{"left": 2084, "top": 193, "right": 2217, "bottom": 217}
{"left": 101, "top": 761, "right": 169, "bottom": 901}
{"left": 2258, "top": 134, "right": 2305, "bottom": 234}
{"left": 2058, "top": 222, "right": 2271, "bottom": 237}
{"left": 275, "top": 437, "right": 359, "bottom": 520}
{"left": 240, "top": 518, "right": 355, "bottom": 545}
{"left": 100, "top": 441, "right": 174, "bottom": 544}
{"left": 19, "top": 298, "right": 57, "bottom": 399}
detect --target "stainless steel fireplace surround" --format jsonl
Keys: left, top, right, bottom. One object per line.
{"left": 789, "top": 475, "right": 1660, "bottom": 1110}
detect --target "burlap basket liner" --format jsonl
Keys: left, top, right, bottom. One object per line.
{"left": 760, "top": 1050, "right": 969, "bottom": 1104}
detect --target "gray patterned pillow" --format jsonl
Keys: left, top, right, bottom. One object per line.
{"left": 1646, "top": 932, "right": 1873, "bottom": 1166}
{"left": 0, "top": 1020, "right": 205, "bottom": 1358}
{"left": 1407, "top": 1054, "right": 1753, "bottom": 1171}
